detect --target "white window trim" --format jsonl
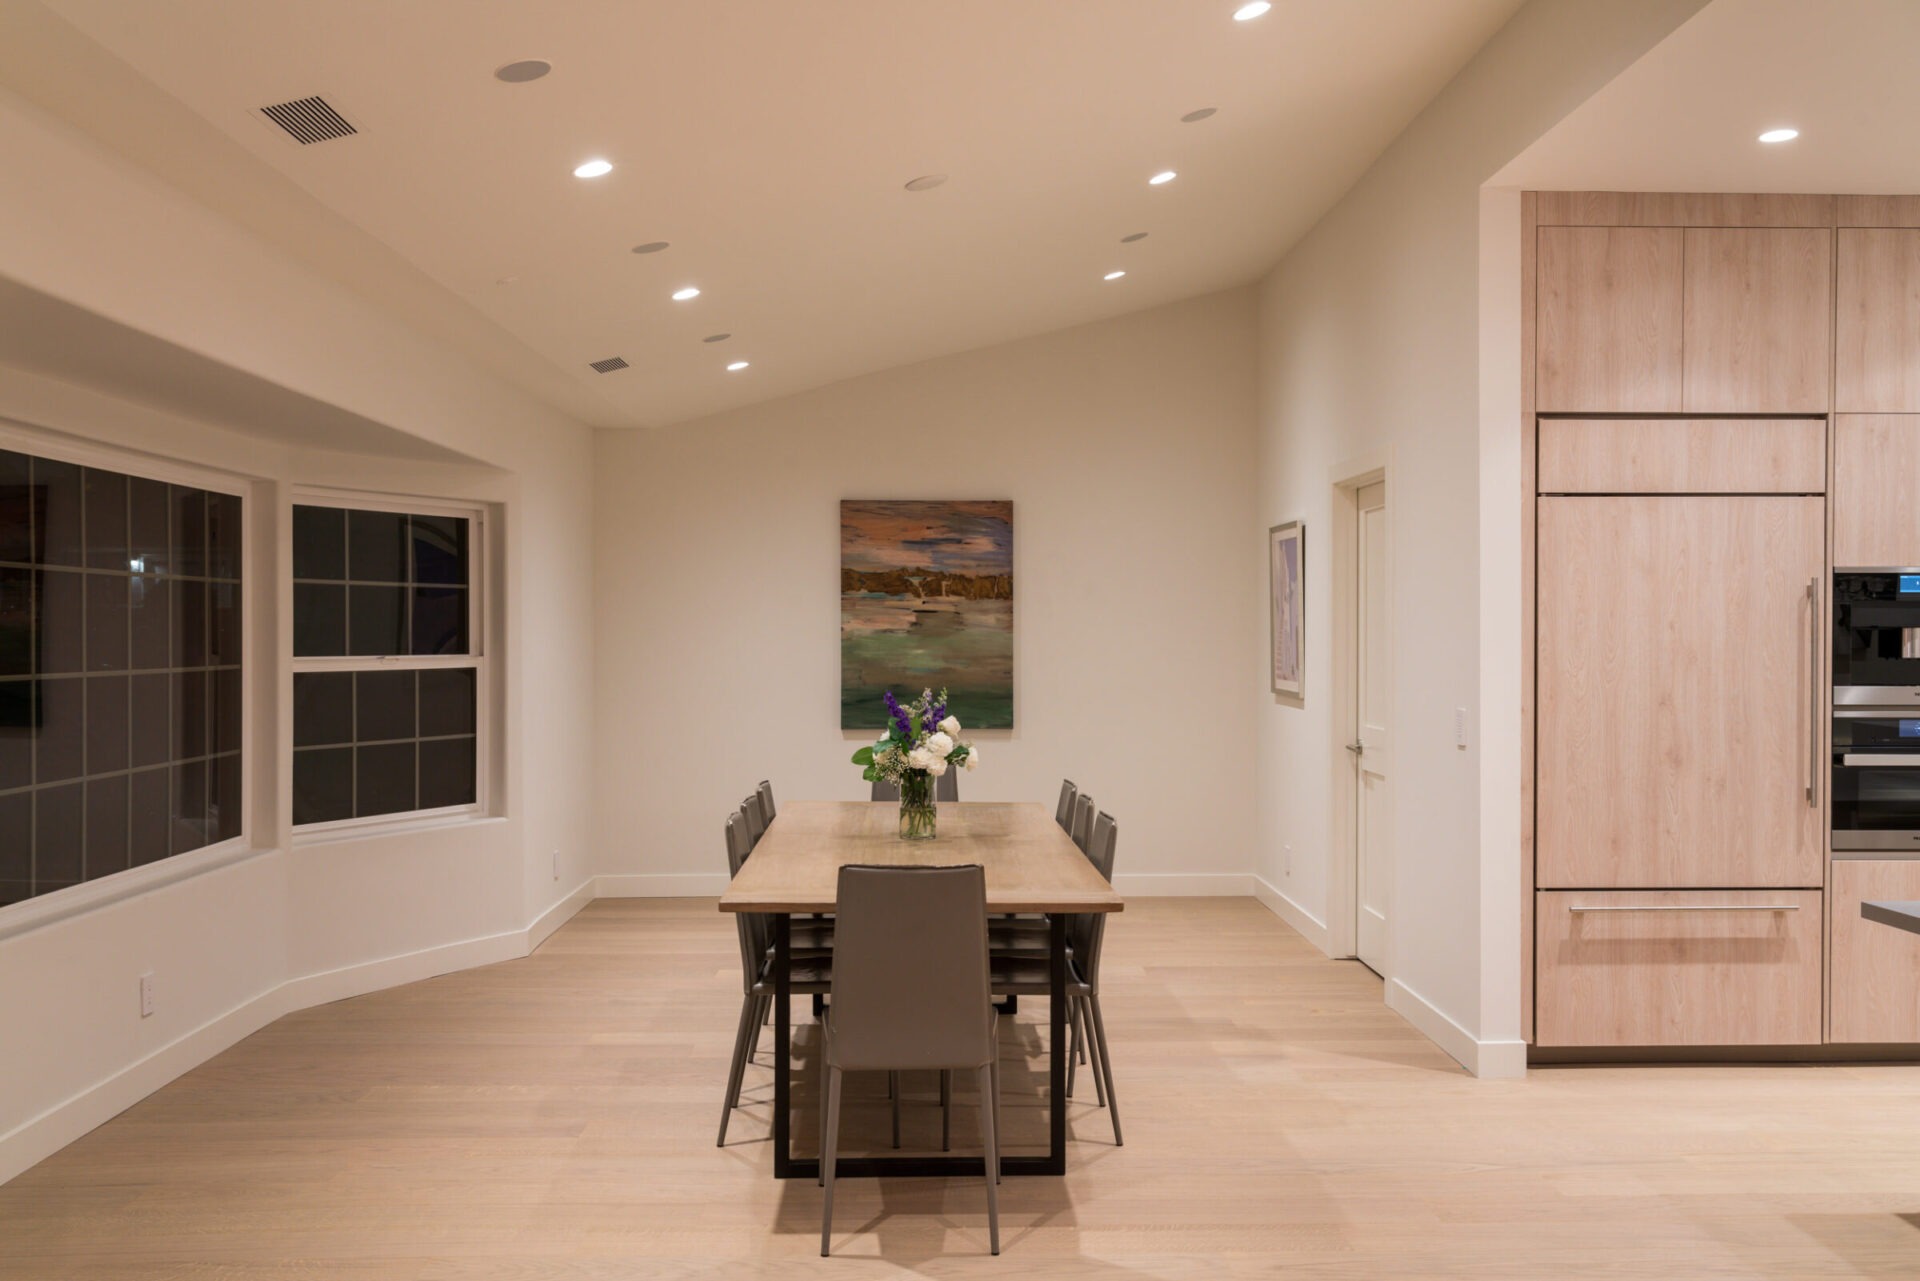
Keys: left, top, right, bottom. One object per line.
{"left": 288, "top": 487, "right": 489, "bottom": 841}
{"left": 0, "top": 416, "right": 260, "bottom": 941}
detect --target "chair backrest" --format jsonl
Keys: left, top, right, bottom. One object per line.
{"left": 1070, "top": 793, "right": 1095, "bottom": 853}
{"left": 725, "top": 810, "right": 750, "bottom": 877}
{"left": 827, "top": 864, "right": 993, "bottom": 1071}
{"left": 1054, "top": 779, "right": 1078, "bottom": 830}
{"left": 743, "top": 792, "right": 767, "bottom": 846}
{"left": 725, "top": 815, "right": 766, "bottom": 994}
{"left": 1085, "top": 811, "right": 1118, "bottom": 882}
{"left": 757, "top": 779, "right": 777, "bottom": 821}
{"left": 869, "top": 770, "right": 960, "bottom": 803}
{"left": 1071, "top": 815, "right": 1119, "bottom": 989}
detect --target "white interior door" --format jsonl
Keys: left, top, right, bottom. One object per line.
{"left": 1353, "top": 482, "right": 1391, "bottom": 976}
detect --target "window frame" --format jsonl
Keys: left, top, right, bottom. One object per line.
{"left": 0, "top": 417, "right": 256, "bottom": 937}
{"left": 289, "top": 488, "right": 488, "bottom": 840}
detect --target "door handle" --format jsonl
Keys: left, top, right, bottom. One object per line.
{"left": 1809, "top": 576, "right": 1821, "bottom": 807}
{"left": 1346, "top": 740, "right": 1365, "bottom": 756}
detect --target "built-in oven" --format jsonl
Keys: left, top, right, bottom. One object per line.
{"left": 1834, "top": 570, "right": 1920, "bottom": 706}
{"left": 1833, "top": 710, "right": 1920, "bottom": 850}
{"left": 1831, "top": 571, "right": 1920, "bottom": 850}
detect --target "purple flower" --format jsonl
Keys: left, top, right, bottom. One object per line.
{"left": 883, "top": 690, "right": 912, "bottom": 739}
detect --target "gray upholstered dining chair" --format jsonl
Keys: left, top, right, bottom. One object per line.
{"left": 869, "top": 771, "right": 959, "bottom": 802}
{"left": 819, "top": 863, "right": 1001, "bottom": 1256}
{"left": 742, "top": 791, "right": 769, "bottom": 846}
{"left": 1069, "top": 793, "right": 1095, "bottom": 852}
{"left": 718, "top": 813, "right": 832, "bottom": 1147}
{"left": 756, "top": 779, "right": 776, "bottom": 822}
{"left": 1054, "top": 779, "right": 1079, "bottom": 830}
{"left": 992, "top": 812, "right": 1122, "bottom": 1147}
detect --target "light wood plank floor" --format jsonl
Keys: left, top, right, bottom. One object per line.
{"left": 5, "top": 897, "right": 1920, "bottom": 1277}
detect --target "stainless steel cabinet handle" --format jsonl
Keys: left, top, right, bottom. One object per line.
{"left": 1568, "top": 904, "right": 1799, "bottom": 913}
{"left": 1809, "top": 576, "right": 1821, "bottom": 807}
{"left": 1840, "top": 754, "right": 1920, "bottom": 767}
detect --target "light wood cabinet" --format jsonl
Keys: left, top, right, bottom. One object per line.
{"left": 1536, "top": 889, "right": 1823, "bottom": 1047}
{"left": 1830, "top": 860, "right": 1920, "bottom": 1043}
{"left": 1537, "top": 495, "right": 1824, "bottom": 889}
{"left": 1536, "top": 227, "right": 1683, "bottom": 412}
{"left": 1833, "top": 415, "right": 1920, "bottom": 566}
{"left": 1837, "top": 229, "right": 1920, "bottom": 412}
{"left": 1537, "top": 419, "right": 1825, "bottom": 495}
{"left": 1681, "top": 228, "right": 1832, "bottom": 413}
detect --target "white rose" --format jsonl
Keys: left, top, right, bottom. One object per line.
{"left": 939, "top": 716, "right": 961, "bottom": 736}
{"left": 907, "top": 748, "right": 932, "bottom": 770}
{"left": 924, "top": 732, "right": 953, "bottom": 758}
{"left": 927, "top": 756, "right": 949, "bottom": 777}
{"left": 965, "top": 746, "right": 980, "bottom": 770}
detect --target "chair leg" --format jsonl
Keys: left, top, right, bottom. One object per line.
{"left": 747, "top": 994, "right": 767, "bottom": 1065}
{"left": 1074, "top": 998, "right": 1089, "bottom": 1065}
{"left": 1067, "top": 1002, "right": 1080, "bottom": 1098}
{"left": 1088, "top": 994, "right": 1122, "bottom": 1146}
{"left": 890, "top": 1070, "right": 901, "bottom": 1148}
{"left": 716, "top": 994, "right": 755, "bottom": 1146}
{"left": 820, "top": 1067, "right": 844, "bottom": 1256}
{"left": 941, "top": 1069, "right": 952, "bottom": 1152}
{"left": 989, "top": 1055, "right": 1003, "bottom": 1184}
{"left": 977, "top": 1064, "right": 1000, "bottom": 1255}
{"left": 1081, "top": 996, "right": 1106, "bottom": 1109}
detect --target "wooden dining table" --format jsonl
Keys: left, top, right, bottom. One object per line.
{"left": 719, "top": 800, "right": 1124, "bottom": 1178}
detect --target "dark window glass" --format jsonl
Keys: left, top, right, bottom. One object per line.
{"left": 292, "top": 505, "right": 345, "bottom": 580}
{"left": 35, "top": 782, "right": 84, "bottom": 889}
{"left": 84, "top": 469, "right": 128, "bottom": 572}
{"left": 356, "top": 742, "right": 415, "bottom": 817}
{"left": 33, "top": 458, "right": 83, "bottom": 567}
{"left": 293, "top": 747, "right": 352, "bottom": 825}
{"left": 420, "top": 669, "right": 476, "bottom": 737}
{"left": 0, "top": 448, "right": 243, "bottom": 907}
{"left": 292, "top": 583, "right": 346, "bottom": 656}
{"left": 356, "top": 670, "right": 415, "bottom": 742}
{"left": 37, "top": 570, "right": 83, "bottom": 675}
{"left": 412, "top": 588, "right": 468, "bottom": 655}
{"left": 348, "top": 510, "right": 406, "bottom": 583}
{"left": 420, "top": 737, "right": 477, "bottom": 810}
{"left": 0, "top": 451, "right": 30, "bottom": 563}
{"left": 410, "top": 514, "right": 469, "bottom": 586}
{"left": 86, "top": 574, "right": 129, "bottom": 672}
{"left": 86, "top": 775, "right": 130, "bottom": 880}
{"left": 347, "top": 585, "right": 406, "bottom": 656}
{"left": 293, "top": 672, "right": 353, "bottom": 747}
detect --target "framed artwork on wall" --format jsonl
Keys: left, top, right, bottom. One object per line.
{"left": 840, "top": 499, "right": 1014, "bottom": 729}
{"left": 1270, "top": 519, "right": 1304, "bottom": 698}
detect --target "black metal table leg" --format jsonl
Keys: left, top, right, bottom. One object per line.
{"left": 772, "top": 913, "right": 792, "bottom": 1179}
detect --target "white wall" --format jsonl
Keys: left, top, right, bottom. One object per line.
{"left": 1249, "top": 0, "right": 1709, "bottom": 1076}
{"left": 593, "top": 290, "right": 1261, "bottom": 895}
{"left": 0, "top": 85, "right": 597, "bottom": 1182}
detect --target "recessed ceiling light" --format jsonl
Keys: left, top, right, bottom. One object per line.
{"left": 671, "top": 286, "right": 701, "bottom": 301}
{"left": 573, "top": 158, "right": 613, "bottom": 178}
{"left": 1121, "top": 232, "right": 1149, "bottom": 243}
{"left": 1148, "top": 170, "right": 1177, "bottom": 186}
{"left": 1104, "top": 270, "right": 1127, "bottom": 281}
{"left": 495, "top": 59, "right": 552, "bottom": 83}
{"left": 703, "top": 333, "right": 732, "bottom": 343}
{"left": 1180, "top": 107, "right": 1217, "bottom": 123}
{"left": 726, "top": 360, "right": 750, "bottom": 372}
{"left": 904, "top": 174, "right": 948, "bottom": 192}
{"left": 631, "top": 241, "right": 670, "bottom": 254}
{"left": 1758, "top": 127, "right": 1800, "bottom": 144}
{"left": 1234, "top": 1, "right": 1272, "bottom": 20}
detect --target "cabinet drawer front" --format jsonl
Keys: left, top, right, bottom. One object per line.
{"left": 1831, "top": 861, "right": 1920, "bottom": 1044}
{"left": 1536, "top": 890, "right": 1823, "bottom": 1047}
{"left": 1539, "top": 419, "right": 1826, "bottom": 494}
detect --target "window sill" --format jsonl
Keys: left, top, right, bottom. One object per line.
{"left": 0, "top": 839, "right": 273, "bottom": 944}
{"left": 291, "top": 809, "right": 503, "bottom": 849}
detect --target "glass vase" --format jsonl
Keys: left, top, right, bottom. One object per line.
{"left": 898, "top": 770, "right": 937, "bottom": 840}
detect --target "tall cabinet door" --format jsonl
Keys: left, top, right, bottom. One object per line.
{"left": 1537, "top": 496, "right": 1825, "bottom": 888}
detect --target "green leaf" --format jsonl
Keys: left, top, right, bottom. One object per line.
{"left": 851, "top": 746, "right": 875, "bottom": 766}
{"left": 862, "top": 766, "right": 880, "bottom": 783}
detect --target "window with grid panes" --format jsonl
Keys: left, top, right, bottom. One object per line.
{"left": 291, "top": 500, "right": 482, "bottom": 828}
{"left": 1, "top": 446, "right": 244, "bottom": 908}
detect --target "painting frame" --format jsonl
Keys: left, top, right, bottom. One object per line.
{"left": 1269, "top": 519, "right": 1304, "bottom": 698}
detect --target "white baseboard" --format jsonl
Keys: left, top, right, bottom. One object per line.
{"left": 0, "top": 886, "right": 596, "bottom": 1188}
{"left": 1110, "top": 872, "right": 1252, "bottom": 896}
{"left": 594, "top": 872, "right": 730, "bottom": 897}
{"left": 1385, "top": 977, "right": 1526, "bottom": 1080}
{"left": 1250, "top": 875, "right": 1331, "bottom": 954}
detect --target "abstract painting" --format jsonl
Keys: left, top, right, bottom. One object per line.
{"left": 841, "top": 500, "right": 1013, "bottom": 729}
{"left": 1270, "top": 519, "right": 1303, "bottom": 698}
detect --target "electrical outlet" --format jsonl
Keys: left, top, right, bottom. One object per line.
{"left": 551, "top": 848, "right": 560, "bottom": 881}
{"left": 138, "top": 972, "right": 154, "bottom": 1019}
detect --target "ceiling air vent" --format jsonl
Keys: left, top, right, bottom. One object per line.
{"left": 588, "top": 356, "right": 630, "bottom": 374}
{"left": 259, "top": 95, "right": 357, "bottom": 145}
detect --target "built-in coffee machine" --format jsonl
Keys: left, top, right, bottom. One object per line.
{"left": 1833, "top": 570, "right": 1920, "bottom": 850}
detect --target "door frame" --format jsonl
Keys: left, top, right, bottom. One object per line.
{"left": 1328, "top": 453, "right": 1392, "bottom": 966}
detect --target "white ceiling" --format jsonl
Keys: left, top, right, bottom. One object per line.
{"left": 1496, "top": 0, "right": 1920, "bottom": 194}
{"left": 19, "top": 0, "right": 1524, "bottom": 429}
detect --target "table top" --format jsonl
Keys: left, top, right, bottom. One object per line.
{"left": 1862, "top": 900, "right": 1920, "bottom": 936}
{"left": 718, "top": 801, "right": 1125, "bottom": 916}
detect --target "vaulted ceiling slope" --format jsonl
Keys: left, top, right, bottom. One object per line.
{"left": 10, "top": 0, "right": 1523, "bottom": 428}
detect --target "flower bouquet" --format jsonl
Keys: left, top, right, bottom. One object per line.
{"left": 851, "top": 687, "right": 978, "bottom": 840}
